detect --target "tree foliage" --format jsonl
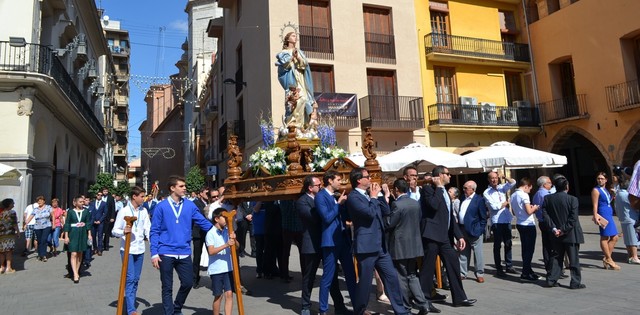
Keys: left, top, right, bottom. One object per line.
{"left": 185, "top": 166, "right": 205, "bottom": 193}
{"left": 113, "top": 180, "right": 131, "bottom": 198}
{"left": 89, "top": 173, "right": 115, "bottom": 197}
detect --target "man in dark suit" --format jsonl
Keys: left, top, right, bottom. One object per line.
{"left": 346, "top": 168, "right": 409, "bottom": 315}
{"left": 386, "top": 179, "right": 436, "bottom": 315}
{"left": 419, "top": 165, "right": 476, "bottom": 307}
{"left": 458, "top": 180, "right": 488, "bottom": 283}
{"left": 297, "top": 175, "right": 352, "bottom": 315}
{"left": 542, "top": 176, "right": 586, "bottom": 289}
{"left": 315, "top": 170, "right": 357, "bottom": 315}
{"left": 191, "top": 186, "right": 209, "bottom": 289}
{"left": 90, "top": 191, "right": 108, "bottom": 256}
{"left": 101, "top": 187, "right": 116, "bottom": 251}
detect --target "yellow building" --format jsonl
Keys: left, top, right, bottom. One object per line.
{"left": 416, "top": 0, "right": 538, "bottom": 153}
{"left": 528, "top": 0, "right": 640, "bottom": 202}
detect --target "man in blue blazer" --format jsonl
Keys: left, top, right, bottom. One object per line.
{"left": 297, "top": 175, "right": 351, "bottom": 315}
{"left": 90, "top": 191, "right": 107, "bottom": 255}
{"left": 458, "top": 180, "right": 488, "bottom": 283}
{"left": 346, "top": 167, "right": 409, "bottom": 315}
{"left": 315, "top": 170, "right": 356, "bottom": 315}
{"left": 419, "top": 166, "right": 476, "bottom": 307}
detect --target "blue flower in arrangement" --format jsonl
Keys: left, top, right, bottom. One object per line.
{"left": 317, "top": 123, "right": 336, "bottom": 147}
{"left": 259, "top": 118, "right": 276, "bottom": 148}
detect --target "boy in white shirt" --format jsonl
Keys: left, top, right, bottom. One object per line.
{"left": 206, "top": 207, "right": 236, "bottom": 315}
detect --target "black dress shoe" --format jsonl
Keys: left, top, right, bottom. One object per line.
{"left": 431, "top": 292, "right": 448, "bottom": 302}
{"left": 544, "top": 281, "right": 559, "bottom": 288}
{"left": 570, "top": 283, "right": 586, "bottom": 289}
{"left": 453, "top": 299, "right": 477, "bottom": 307}
{"left": 505, "top": 268, "right": 518, "bottom": 274}
{"left": 496, "top": 270, "right": 507, "bottom": 277}
{"left": 427, "top": 304, "right": 442, "bottom": 313}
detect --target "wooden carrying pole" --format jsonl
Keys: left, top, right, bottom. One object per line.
{"left": 117, "top": 216, "right": 138, "bottom": 315}
{"left": 221, "top": 210, "right": 245, "bottom": 315}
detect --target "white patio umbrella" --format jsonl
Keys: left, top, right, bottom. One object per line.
{"left": 345, "top": 151, "right": 367, "bottom": 167}
{"left": 0, "top": 163, "right": 22, "bottom": 186}
{"left": 377, "top": 143, "right": 482, "bottom": 173}
{"left": 463, "top": 141, "right": 567, "bottom": 171}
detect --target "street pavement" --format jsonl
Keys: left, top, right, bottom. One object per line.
{"left": 1, "top": 215, "right": 639, "bottom": 315}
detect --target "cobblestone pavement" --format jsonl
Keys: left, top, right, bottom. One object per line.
{"left": 1, "top": 215, "right": 639, "bottom": 314}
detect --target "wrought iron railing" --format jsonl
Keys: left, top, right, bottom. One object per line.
{"left": 538, "top": 94, "right": 588, "bottom": 123}
{"left": 364, "top": 32, "right": 396, "bottom": 64}
{"left": 299, "top": 25, "right": 334, "bottom": 60}
{"left": 322, "top": 114, "right": 359, "bottom": 130}
{"left": 360, "top": 95, "right": 424, "bottom": 130}
{"left": 605, "top": 79, "right": 640, "bottom": 112}
{"left": 0, "top": 41, "right": 104, "bottom": 142}
{"left": 427, "top": 103, "right": 540, "bottom": 127}
{"left": 424, "top": 33, "right": 530, "bottom": 62}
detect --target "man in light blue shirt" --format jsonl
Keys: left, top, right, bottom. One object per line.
{"left": 483, "top": 171, "right": 516, "bottom": 277}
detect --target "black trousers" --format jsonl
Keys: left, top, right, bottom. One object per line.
{"left": 281, "top": 230, "right": 303, "bottom": 278}
{"left": 548, "top": 241, "right": 581, "bottom": 287}
{"left": 192, "top": 235, "right": 204, "bottom": 283}
{"left": 538, "top": 222, "right": 553, "bottom": 276}
{"left": 420, "top": 238, "right": 468, "bottom": 304}
{"left": 264, "top": 233, "right": 282, "bottom": 277}
{"left": 300, "top": 253, "right": 345, "bottom": 311}
{"left": 236, "top": 219, "right": 249, "bottom": 254}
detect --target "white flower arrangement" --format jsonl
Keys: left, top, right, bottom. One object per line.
{"left": 248, "top": 146, "right": 287, "bottom": 176}
{"left": 310, "top": 146, "right": 347, "bottom": 171}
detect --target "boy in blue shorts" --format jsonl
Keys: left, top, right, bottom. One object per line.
{"left": 206, "top": 208, "right": 236, "bottom": 315}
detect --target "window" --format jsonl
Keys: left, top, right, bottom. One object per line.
{"left": 119, "top": 39, "right": 128, "bottom": 48}
{"left": 505, "top": 72, "right": 524, "bottom": 105}
{"left": 363, "top": 6, "right": 395, "bottom": 63}
{"left": 311, "top": 64, "right": 334, "bottom": 93}
{"left": 430, "top": 2, "right": 450, "bottom": 48}
{"left": 298, "top": 0, "right": 333, "bottom": 59}
{"left": 433, "top": 66, "right": 457, "bottom": 104}
{"left": 547, "top": 0, "right": 560, "bottom": 15}
{"left": 367, "top": 69, "right": 398, "bottom": 119}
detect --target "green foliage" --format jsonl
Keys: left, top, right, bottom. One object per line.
{"left": 185, "top": 166, "right": 205, "bottom": 193}
{"left": 113, "top": 180, "right": 131, "bottom": 198}
{"left": 89, "top": 173, "right": 115, "bottom": 197}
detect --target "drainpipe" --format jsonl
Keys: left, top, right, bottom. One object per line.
{"left": 522, "top": 0, "right": 544, "bottom": 139}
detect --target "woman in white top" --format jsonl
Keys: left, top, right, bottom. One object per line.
{"left": 112, "top": 186, "right": 151, "bottom": 315}
{"left": 510, "top": 177, "right": 540, "bottom": 282}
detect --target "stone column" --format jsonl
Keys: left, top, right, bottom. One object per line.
{"left": 32, "top": 162, "right": 54, "bottom": 200}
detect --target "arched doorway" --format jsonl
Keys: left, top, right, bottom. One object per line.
{"left": 620, "top": 126, "right": 640, "bottom": 167}
{"left": 551, "top": 131, "right": 608, "bottom": 210}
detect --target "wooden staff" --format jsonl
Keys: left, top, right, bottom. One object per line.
{"left": 347, "top": 221, "right": 359, "bottom": 283}
{"left": 221, "top": 210, "right": 245, "bottom": 315}
{"left": 117, "top": 216, "right": 137, "bottom": 315}
{"left": 435, "top": 255, "right": 442, "bottom": 289}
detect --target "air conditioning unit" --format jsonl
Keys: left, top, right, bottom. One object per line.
{"left": 480, "top": 102, "right": 497, "bottom": 123}
{"left": 459, "top": 96, "right": 478, "bottom": 105}
{"left": 502, "top": 108, "right": 518, "bottom": 122}
{"left": 462, "top": 108, "right": 479, "bottom": 122}
{"left": 512, "top": 100, "right": 531, "bottom": 107}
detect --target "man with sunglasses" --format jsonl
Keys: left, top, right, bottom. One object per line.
{"left": 419, "top": 166, "right": 476, "bottom": 308}
{"left": 483, "top": 171, "right": 517, "bottom": 277}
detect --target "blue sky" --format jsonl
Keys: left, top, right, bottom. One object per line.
{"left": 97, "top": 0, "right": 189, "bottom": 161}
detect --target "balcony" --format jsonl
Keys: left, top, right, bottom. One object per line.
{"left": 205, "top": 99, "right": 218, "bottom": 121}
{"left": 427, "top": 103, "right": 540, "bottom": 130}
{"left": 538, "top": 94, "right": 589, "bottom": 124}
{"left": 114, "top": 146, "right": 127, "bottom": 157}
{"left": 116, "top": 71, "right": 128, "bottom": 82}
{"left": 114, "top": 120, "right": 127, "bottom": 132}
{"left": 424, "top": 33, "right": 530, "bottom": 68}
{"left": 0, "top": 41, "right": 104, "bottom": 144}
{"left": 299, "top": 25, "right": 334, "bottom": 60}
{"left": 605, "top": 79, "right": 640, "bottom": 112}
{"left": 359, "top": 95, "right": 424, "bottom": 131}
{"left": 116, "top": 95, "right": 128, "bottom": 107}
{"left": 322, "top": 114, "right": 359, "bottom": 130}
{"left": 109, "top": 45, "right": 129, "bottom": 56}
{"left": 365, "top": 32, "right": 396, "bottom": 64}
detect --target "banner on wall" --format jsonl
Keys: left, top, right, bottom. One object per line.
{"left": 314, "top": 93, "right": 358, "bottom": 117}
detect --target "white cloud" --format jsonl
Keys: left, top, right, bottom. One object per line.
{"left": 168, "top": 20, "right": 188, "bottom": 32}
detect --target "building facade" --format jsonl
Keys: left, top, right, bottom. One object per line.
{"left": 0, "top": 0, "right": 113, "bottom": 214}
{"left": 101, "top": 17, "right": 131, "bottom": 182}
{"left": 208, "top": 0, "right": 425, "bottom": 180}
{"left": 527, "top": 0, "right": 640, "bottom": 203}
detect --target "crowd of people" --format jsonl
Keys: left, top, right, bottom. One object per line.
{"left": 2, "top": 160, "right": 640, "bottom": 315}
